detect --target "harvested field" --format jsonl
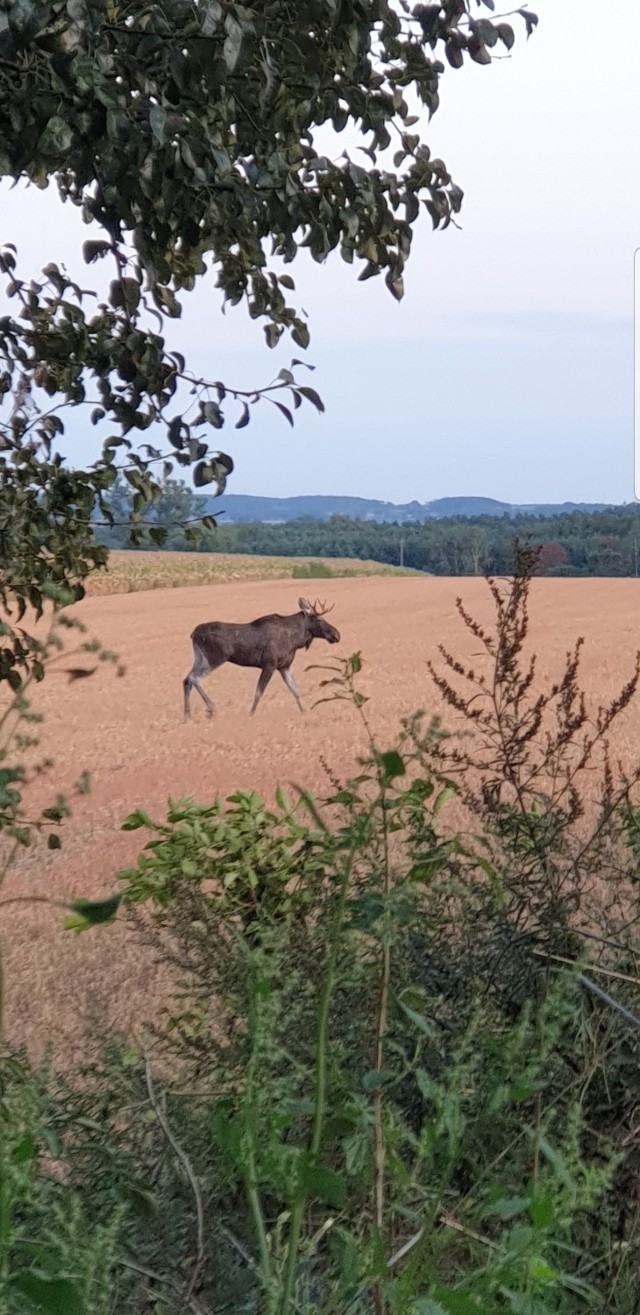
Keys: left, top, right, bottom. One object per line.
{"left": 4, "top": 574, "right": 640, "bottom": 1061}
{"left": 85, "top": 549, "right": 419, "bottom": 595}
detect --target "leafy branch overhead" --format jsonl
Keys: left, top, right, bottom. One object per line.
{"left": 0, "top": 0, "right": 536, "bottom": 617}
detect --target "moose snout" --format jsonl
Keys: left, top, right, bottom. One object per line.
{"left": 329, "top": 628, "right": 340, "bottom": 644}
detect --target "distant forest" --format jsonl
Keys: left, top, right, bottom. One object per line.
{"left": 96, "top": 480, "right": 640, "bottom": 576}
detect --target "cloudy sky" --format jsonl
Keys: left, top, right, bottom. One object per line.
{"left": 3, "top": 0, "right": 639, "bottom": 506}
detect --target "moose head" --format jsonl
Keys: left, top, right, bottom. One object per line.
{"left": 299, "top": 597, "right": 341, "bottom": 647}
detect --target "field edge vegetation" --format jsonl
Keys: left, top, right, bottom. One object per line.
{"left": 84, "top": 550, "right": 421, "bottom": 596}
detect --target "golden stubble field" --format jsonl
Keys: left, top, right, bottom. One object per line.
{"left": 5, "top": 570, "right": 640, "bottom": 1061}
{"left": 84, "top": 549, "right": 420, "bottom": 595}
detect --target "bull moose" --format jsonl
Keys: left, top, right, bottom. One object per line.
{"left": 182, "top": 597, "right": 340, "bottom": 720}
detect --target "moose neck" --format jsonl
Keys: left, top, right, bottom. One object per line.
{"left": 298, "top": 611, "right": 316, "bottom": 649}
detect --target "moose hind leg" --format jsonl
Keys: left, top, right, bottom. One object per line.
{"left": 281, "top": 666, "right": 304, "bottom": 713}
{"left": 250, "top": 666, "right": 274, "bottom": 716}
{"left": 183, "top": 646, "right": 217, "bottom": 721}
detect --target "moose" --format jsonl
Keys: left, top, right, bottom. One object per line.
{"left": 182, "top": 597, "right": 340, "bottom": 720}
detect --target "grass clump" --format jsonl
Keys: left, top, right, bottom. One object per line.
{"left": 292, "top": 559, "right": 335, "bottom": 579}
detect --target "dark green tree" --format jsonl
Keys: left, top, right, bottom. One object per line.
{"left": 0, "top": 0, "right": 537, "bottom": 685}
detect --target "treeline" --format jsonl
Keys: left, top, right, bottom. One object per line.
{"left": 95, "top": 479, "right": 640, "bottom": 575}
{"left": 205, "top": 508, "right": 640, "bottom": 575}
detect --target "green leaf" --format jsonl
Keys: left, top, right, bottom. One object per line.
{"left": 432, "top": 785, "right": 456, "bottom": 819}
{"left": 275, "top": 784, "right": 290, "bottom": 811}
{"left": 283, "top": 1098, "right": 315, "bottom": 1117}
{"left": 149, "top": 525, "right": 168, "bottom": 546}
{"left": 121, "top": 278, "right": 140, "bottom": 315}
{"left": 429, "top": 1292, "right": 485, "bottom": 1315}
{"left": 363, "top": 1068, "right": 394, "bottom": 1092}
{"left": 264, "top": 322, "right": 282, "bottom": 348}
{"left": 503, "top": 1223, "right": 534, "bottom": 1255}
{"left": 38, "top": 116, "right": 74, "bottom": 158}
{"left": 497, "top": 22, "right": 515, "bottom": 49}
{"left": 201, "top": 0, "right": 222, "bottom": 34}
{"left": 203, "top": 400, "right": 223, "bottom": 428}
{"left": 122, "top": 808, "right": 154, "bottom": 831}
{"left": 469, "top": 42, "right": 491, "bottom": 65}
{"left": 528, "top": 1255, "right": 558, "bottom": 1283}
{"left": 154, "top": 284, "right": 181, "bottom": 317}
{"left": 65, "top": 894, "right": 121, "bottom": 931}
{"left": 82, "top": 240, "right": 111, "bottom": 264}
{"left": 210, "top": 1101, "right": 243, "bottom": 1169}
{"left": 9, "top": 1272, "right": 84, "bottom": 1315}
{"left": 194, "top": 459, "right": 227, "bottom": 490}
{"left": 124, "top": 1181, "right": 159, "bottom": 1219}
{"left": 273, "top": 400, "right": 293, "bottom": 427}
{"left": 149, "top": 104, "right": 167, "bottom": 146}
{"left": 472, "top": 19, "right": 499, "bottom": 46}
{"left": 535, "top": 1135, "right": 573, "bottom": 1189}
{"left": 379, "top": 750, "right": 405, "bottom": 780}
{"left": 47, "top": 833, "right": 61, "bottom": 850}
{"left": 223, "top": 16, "right": 243, "bottom": 70}
{"left": 291, "top": 322, "right": 310, "bottom": 349}
{"left": 12, "top": 1133, "right": 35, "bottom": 1164}
{"left": 386, "top": 271, "right": 404, "bottom": 301}
{"left": 528, "top": 1193, "right": 554, "bottom": 1229}
{"left": 297, "top": 1157, "right": 346, "bottom": 1207}
{"left": 396, "top": 996, "right": 436, "bottom": 1037}
{"left": 445, "top": 41, "right": 464, "bottom": 70}
{"left": 519, "top": 8, "right": 539, "bottom": 38}
{"left": 168, "top": 416, "right": 184, "bottom": 449}
{"left": 415, "top": 1068, "right": 432, "bottom": 1100}
{"left": 474, "top": 854, "right": 505, "bottom": 903}
{"left": 295, "top": 385, "right": 325, "bottom": 413}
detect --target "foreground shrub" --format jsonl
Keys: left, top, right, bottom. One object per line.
{"left": 4, "top": 545, "right": 640, "bottom": 1313}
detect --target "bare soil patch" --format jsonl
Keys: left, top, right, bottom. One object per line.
{"left": 4, "top": 575, "right": 640, "bottom": 1060}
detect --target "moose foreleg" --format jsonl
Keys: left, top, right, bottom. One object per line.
{"left": 250, "top": 666, "right": 274, "bottom": 715}
{"left": 281, "top": 666, "right": 304, "bottom": 713}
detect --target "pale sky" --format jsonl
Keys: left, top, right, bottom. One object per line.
{"left": 2, "top": 0, "right": 638, "bottom": 505}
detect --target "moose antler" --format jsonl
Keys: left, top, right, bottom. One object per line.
{"left": 311, "top": 598, "right": 335, "bottom": 616}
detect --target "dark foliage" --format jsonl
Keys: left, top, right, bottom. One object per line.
{"left": 96, "top": 484, "right": 640, "bottom": 578}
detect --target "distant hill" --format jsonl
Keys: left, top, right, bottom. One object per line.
{"left": 202, "top": 493, "right": 615, "bottom": 524}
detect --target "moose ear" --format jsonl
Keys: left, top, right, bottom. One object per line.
{"left": 298, "top": 597, "right": 312, "bottom": 614}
